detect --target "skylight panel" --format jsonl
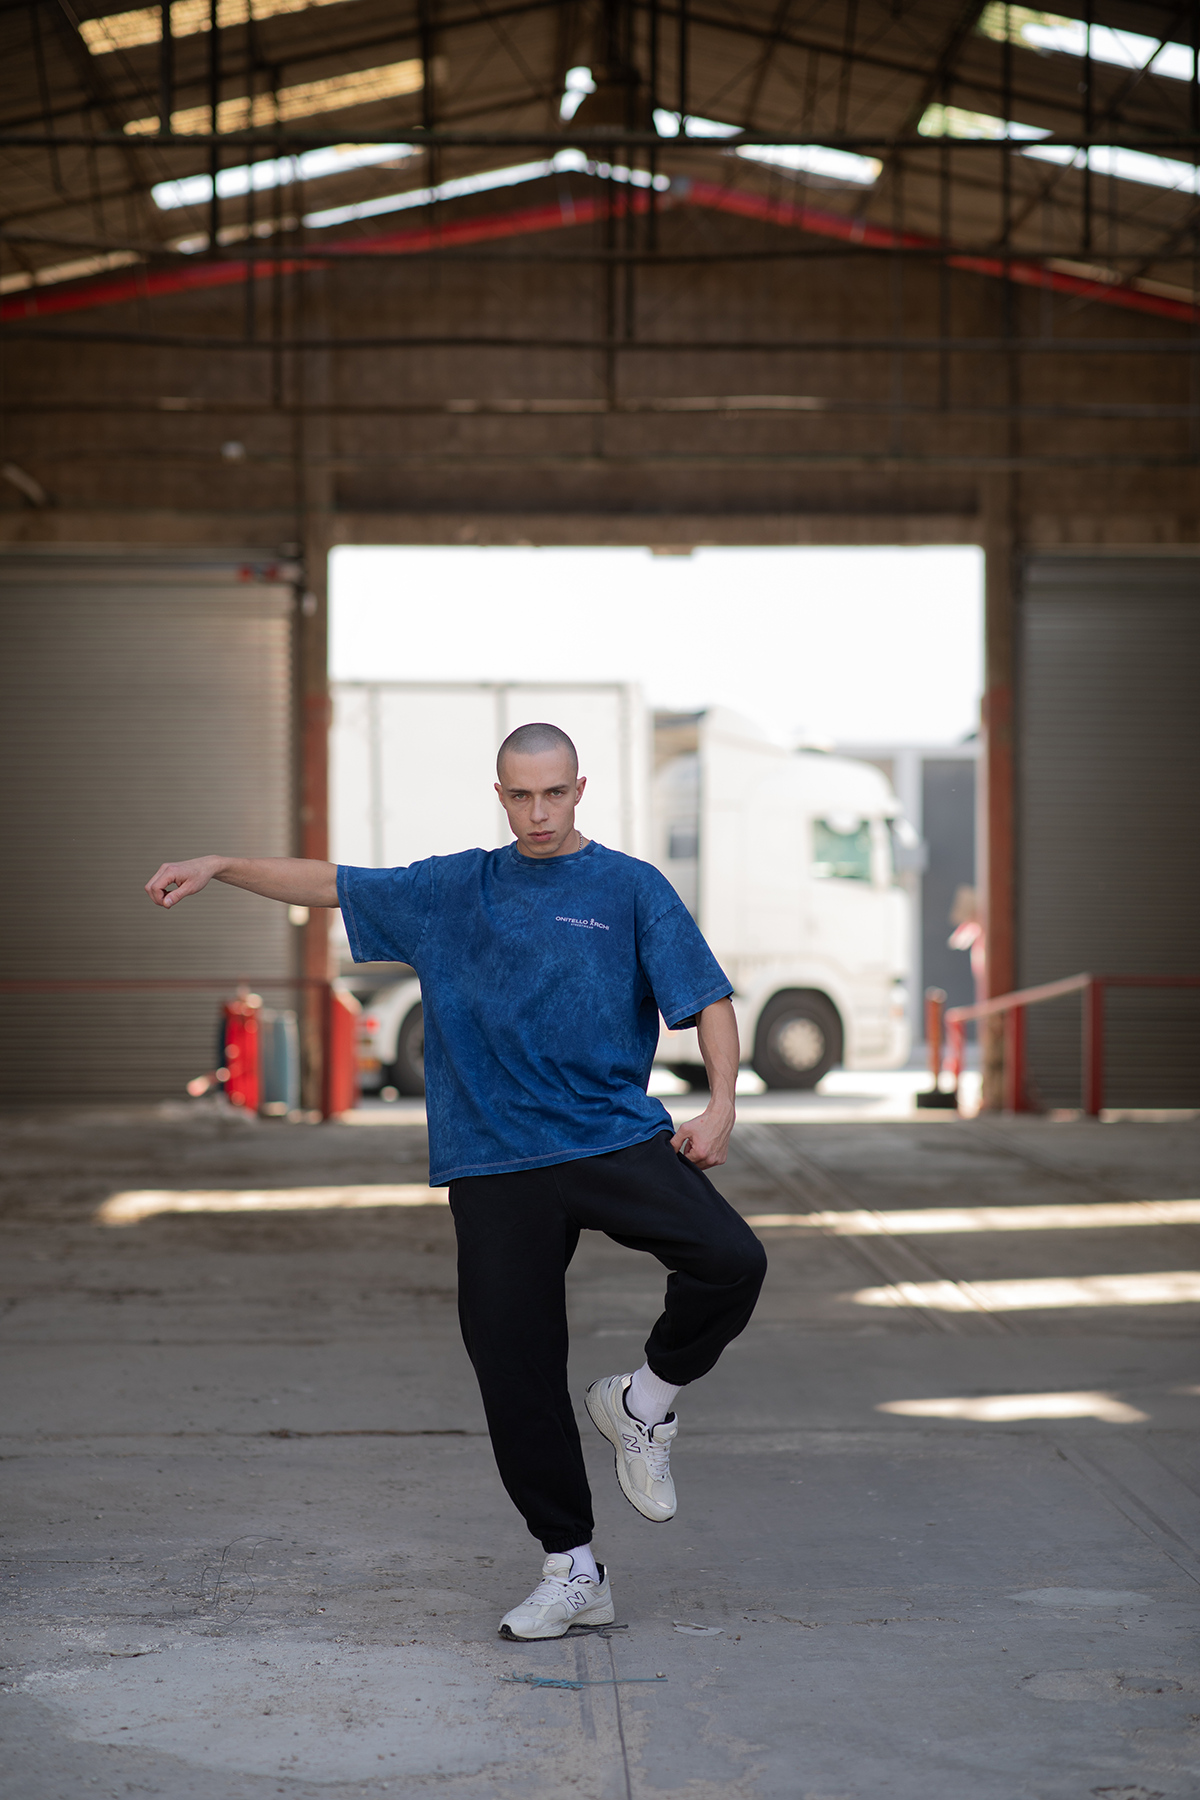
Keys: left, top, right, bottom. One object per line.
{"left": 737, "top": 143, "right": 881, "bottom": 185}
{"left": 303, "top": 150, "right": 667, "bottom": 230}
{"left": 82, "top": 0, "right": 354, "bottom": 55}
{"left": 918, "top": 103, "right": 1200, "bottom": 196}
{"left": 124, "top": 58, "right": 424, "bottom": 133}
{"left": 919, "top": 103, "right": 1050, "bottom": 141}
{"left": 977, "top": 5, "right": 1195, "bottom": 83}
{"left": 1025, "top": 141, "right": 1200, "bottom": 193}
{"left": 652, "top": 112, "right": 879, "bottom": 185}
{"left": 151, "top": 142, "right": 414, "bottom": 209}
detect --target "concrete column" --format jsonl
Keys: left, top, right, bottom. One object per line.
{"left": 979, "top": 478, "right": 1018, "bottom": 1110}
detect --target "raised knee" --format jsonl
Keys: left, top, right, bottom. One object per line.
{"left": 734, "top": 1233, "right": 768, "bottom": 1289}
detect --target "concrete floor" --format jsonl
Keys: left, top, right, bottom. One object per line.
{"left": 2, "top": 1105, "right": 1198, "bottom": 1800}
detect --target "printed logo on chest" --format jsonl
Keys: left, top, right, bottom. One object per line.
{"left": 555, "top": 914, "right": 610, "bottom": 931}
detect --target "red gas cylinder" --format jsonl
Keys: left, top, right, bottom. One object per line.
{"left": 323, "top": 987, "right": 361, "bottom": 1117}
{"left": 221, "top": 994, "right": 262, "bottom": 1111}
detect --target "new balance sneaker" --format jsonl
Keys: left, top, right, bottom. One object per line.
{"left": 585, "top": 1373, "right": 678, "bottom": 1523}
{"left": 498, "top": 1553, "right": 615, "bottom": 1641}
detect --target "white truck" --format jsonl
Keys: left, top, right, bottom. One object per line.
{"left": 330, "top": 683, "right": 910, "bottom": 1093}
{"left": 652, "top": 706, "right": 910, "bottom": 1087}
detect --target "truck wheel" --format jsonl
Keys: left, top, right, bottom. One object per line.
{"left": 384, "top": 1003, "right": 425, "bottom": 1096}
{"left": 664, "top": 1062, "right": 709, "bottom": 1091}
{"left": 752, "top": 992, "right": 842, "bottom": 1090}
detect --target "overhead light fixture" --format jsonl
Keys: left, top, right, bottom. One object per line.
{"left": 559, "top": 66, "right": 595, "bottom": 122}
{"left": 125, "top": 57, "right": 426, "bottom": 134}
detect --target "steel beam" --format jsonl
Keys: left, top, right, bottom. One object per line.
{"left": 6, "top": 328, "right": 1199, "bottom": 352}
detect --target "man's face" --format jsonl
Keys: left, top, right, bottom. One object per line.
{"left": 495, "top": 749, "right": 586, "bottom": 858}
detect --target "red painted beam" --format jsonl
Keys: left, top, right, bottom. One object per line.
{"left": 3, "top": 174, "right": 1194, "bottom": 326}
{"left": 682, "top": 178, "right": 1200, "bottom": 327}
{"left": 0, "top": 191, "right": 630, "bottom": 321}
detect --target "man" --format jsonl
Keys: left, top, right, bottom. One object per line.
{"left": 145, "top": 722, "right": 766, "bottom": 1640}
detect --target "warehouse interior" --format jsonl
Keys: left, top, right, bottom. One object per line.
{"left": 2, "top": 1, "right": 1199, "bottom": 1794}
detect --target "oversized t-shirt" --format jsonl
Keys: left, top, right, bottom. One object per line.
{"left": 337, "top": 840, "right": 732, "bottom": 1185}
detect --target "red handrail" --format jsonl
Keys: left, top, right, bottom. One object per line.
{"left": 945, "top": 974, "right": 1200, "bottom": 1116}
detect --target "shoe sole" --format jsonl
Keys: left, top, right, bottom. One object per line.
{"left": 584, "top": 1382, "right": 676, "bottom": 1524}
{"left": 498, "top": 1601, "right": 615, "bottom": 1641}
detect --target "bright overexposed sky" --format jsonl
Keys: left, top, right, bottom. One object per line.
{"left": 330, "top": 545, "right": 983, "bottom": 746}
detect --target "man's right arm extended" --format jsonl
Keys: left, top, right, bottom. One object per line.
{"left": 145, "top": 856, "right": 338, "bottom": 910}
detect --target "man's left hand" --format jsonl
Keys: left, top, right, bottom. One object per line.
{"left": 671, "top": 1098, "right": 735, "bottom": 1170}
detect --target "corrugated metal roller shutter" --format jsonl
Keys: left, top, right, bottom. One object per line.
{"left": 0, "top": 548, "right": 297, "bottom": 1104}
{"left": 1018, "top": 554, "right": 1200, "bottom": 1109}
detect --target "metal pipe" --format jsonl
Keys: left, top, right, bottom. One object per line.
{"left": 648, "top": 0, "right": 659, "bottom": 250}
{"left": 159, "top": 0, "right": 173, "bottom": 135}
{"left": 925, "top": 987, "right": 946, "bottom": 1084}
{"left": 1083, "top": 977, "right": 1104, "bottom": 1117}
{"left": 208, "top": 0, "right": 220, "bottom": 253}
{"left": 1003, "top": 1004, "right": 1026, "bottom": 1112}
{"left": 1082, "top": 0, "right": 1093, "bottom": 255}
{"left": 938, "top": 66, "right": 950, "bottom": 411}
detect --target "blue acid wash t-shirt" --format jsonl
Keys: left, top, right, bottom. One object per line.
{"left": 337, "top": 840, "right": 732, "bottom": 1185}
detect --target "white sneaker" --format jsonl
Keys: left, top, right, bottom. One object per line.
{"left": 585, "top": 1373, "right": 678, "bottom": 1523}
{"left": 498, "top": 1554, "right": 615, "bottom": 1641}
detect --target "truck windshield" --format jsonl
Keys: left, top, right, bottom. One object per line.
{"left": 813, "top": 818, "right": 872, "bottom": 882}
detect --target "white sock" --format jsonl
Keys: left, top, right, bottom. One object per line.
{"left": 626, "top": 1363, "right": 681, "bottom": 1429}
{"left": 567, "top": 1543, "right": 599, "bottom": 1584}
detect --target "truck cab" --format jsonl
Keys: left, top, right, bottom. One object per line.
{"left": 653, "top": 708, "right": 910, "bottom": 1088}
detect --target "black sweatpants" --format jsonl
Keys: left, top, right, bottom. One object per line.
{"left": 448, "top": 1129, "right": 767, "bottom": 1554}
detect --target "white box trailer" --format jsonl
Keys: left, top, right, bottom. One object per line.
{"left": 330, "top": 680, "right": 649, "bottom": 1093}
{"left": 332, "top": 680, "right": 649, "bottom": 869}
{"left": 653, "top": 708, "right": 911, "bottom": 1087}
{"left": 332, "top": 685, "right": 910, "bottom": 1094}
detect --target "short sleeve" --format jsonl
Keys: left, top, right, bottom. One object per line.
{"left": 337, "top": 862, "right": 435, "bottom": 965}
{"left": 637, "top": 898, "right": 733, "bottom": 1029}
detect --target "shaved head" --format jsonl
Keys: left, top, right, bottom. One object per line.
{"left": 497, "top": 721, "right": 578, "bottom": 778}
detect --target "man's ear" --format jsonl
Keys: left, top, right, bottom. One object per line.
{"left": 575, "top": 775, "right": 587, "bottom": 801}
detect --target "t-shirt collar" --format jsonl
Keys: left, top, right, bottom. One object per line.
{"left": 507, "top": 838, "right": 598, "bottom": 870}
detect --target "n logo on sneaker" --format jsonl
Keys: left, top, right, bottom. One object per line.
{"left": 621, "top": 1433, "right": 641, "bottom": 1454}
